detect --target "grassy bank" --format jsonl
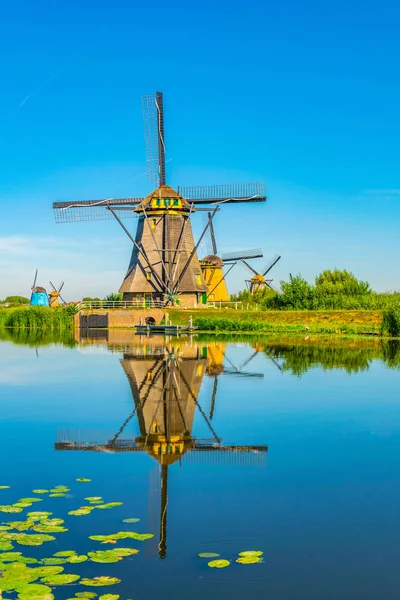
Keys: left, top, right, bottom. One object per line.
{"left": 0, "top": 306, "right": 75, "bottom": 330}
{"left": 167, "top": 309, "right": 383, "bottom": 335}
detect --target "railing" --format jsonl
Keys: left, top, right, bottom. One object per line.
{"left": 79, "top": 300, "right": 245, "bottom": 310}
{"left": 207, "top": 301, "right": 243, "bottom": 310}
{"left": 80, "top": 300, "right": 165, "bottom": 309}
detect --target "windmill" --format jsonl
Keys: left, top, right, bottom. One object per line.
{"left": 200, "top": 212, "right": 263, "bottom": 302}
{"left": 29, "top": 270, "right": 49, "bottom": 307}
{"left": 48, "top": 281, "right": 67, "bottom": 307}
{"left": 55, "top": 339, "right": 267, "bottom": 558}
{"left": 53, "top": 92, "right": 266, "bottom": 308}
{"left": 243, "top": 254, "right": 281, "bottom": 294}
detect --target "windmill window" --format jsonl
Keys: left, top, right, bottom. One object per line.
{"left": 145, "top": 272, "right": 152, "bottom": 281}
{"left": 196, "top": 275, "right": 202, "bottom": 285}
{"left": 156, "top": 199, "right": 161, "bottom": 207}
{"left": 151, "top": 219, "right": 156, "bottom": 230}
{"left": 173, "top": 198, "right": 179, "bottom": 207}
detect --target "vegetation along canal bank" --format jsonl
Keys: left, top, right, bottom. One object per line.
{"left": 1, "top": 305, "right": 400, "bottom": 337}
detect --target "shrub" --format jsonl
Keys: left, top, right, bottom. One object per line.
{"left": 381, "top": 308, "right": 400, "bottom": 337}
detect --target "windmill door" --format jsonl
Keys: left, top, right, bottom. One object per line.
{"left": 145, "top": 294, "right": 152, "bottom": 308}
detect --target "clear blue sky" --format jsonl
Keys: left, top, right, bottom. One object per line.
{"left": 1, "top": 0, "right": 400, "bottom": 299}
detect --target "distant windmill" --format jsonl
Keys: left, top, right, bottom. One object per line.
{"left": 243, "top": 254, "right": 281, "bottom": 294}
{"left": 30, "top": 270, "right": 49, "bottom": 307}
{"left": 200, "top": 212, "right": 263, "bottom": 302}
{"left": 48, "top": 281, "right": 67, "bottom": 307}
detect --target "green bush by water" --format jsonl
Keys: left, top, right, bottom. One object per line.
{"left": 0, "top": 306, "right": 75, "bottom": 330}
{"left": 381, "top": 308, "right": 400, "bottom": 337}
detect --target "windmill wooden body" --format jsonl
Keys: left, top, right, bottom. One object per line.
{"left": 53, "top": 92, "right": 266, "bottom": 307}
{"left": 55, "top": 338, "right": 267, "bottom": 558}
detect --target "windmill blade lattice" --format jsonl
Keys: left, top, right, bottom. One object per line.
{"left": 180, "top": 182, "right": 266, "bottom": 204}
{"left": 142, "top": 92, "right": 166, "bottom": 187}
{"left": 262, "top": 254, "right": 281, "bottom": 276}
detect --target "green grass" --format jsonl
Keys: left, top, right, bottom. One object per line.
{"left": 0, "top": 306, "right": 75, "bottom": 330}
{"left": 167, "top": 309, "right": 383, "bottom": 335}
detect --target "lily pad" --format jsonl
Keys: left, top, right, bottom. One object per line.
{"left": 112, "top": 548, "right": 138, "bottom": 557}
{"left": 88, "top": 552, "right": 122, "bottom": 564}
{"left": 41, "top": 574, "right": 80, "bottom": 585}
{"left": 207, "top": 559, "right": 230, "bottom": 568}
{"left": 75, "top": 594, "right": 98, "bottom": 598}
{"left": 17, "top": 583, "right": 54, "bottom": 600}
{"left": 99, "top": 595, "right": 119, "bottom": 600}
{"left": 0, "top": 505, "right": 23, "bottom": 513}
{"left": 238, "top": 550, "right": 263, "bottom": 557}
{"left": 0, "top": 485, "right": 10, "bottom": 489}
{"left": 84, "top": 497, "right": 102, "bottom": 502}
{"left": 0, "top": 541, "right": 14, "bottom": 550}
{"left": 14, "top": 503, "right": 33, "bottom": 508}
{"left": 67, "top": 555, "right": 88, "bottom": 564}
{"left": 32, "top": 490, "right": 49, "bottom": 495}
{"left": 27, "top": 512, "right": 52, "bottom": 519}
{"left": 19, "top": 498, "right": 43, "bottom": 503}
{"left": 68, "top": 509, "right": 91, "bottom": 517}
{"left": 41, "top": 558, "right": 67, "bottom": 566}
{"left": 198, "top": 552, "right": 220, "bottom": 558}
{"left": 30, "top": 567, "right": 65, "bottom": 577}
{"left": 122, "top": 518, "right": 140, "bottom": 524}
{"left": 236, "top": 556, "right": 262, "bottom": 564}
{"left": 80, "top": 577, "right": 120, "bottom": 587}
{"left": 0, "top": 551, "right": 23, "bottom": 560}
{"left": 49, "top": 494, "right": 66, "bottom": 498}
{"left": 53, "top": 551, "right": 77, "bottom": 557}
{"left": 94, "top": 503, "right": 122, "bottom": 510}
{"left": 76, "top": 479, "right": 91, "bottom": 483}
{"left": 33, "top": 525, "right": 68, "bottom": 533}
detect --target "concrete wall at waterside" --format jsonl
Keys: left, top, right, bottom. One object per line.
{"left": 74, "top": 308, "right": 165, "bottom": 329}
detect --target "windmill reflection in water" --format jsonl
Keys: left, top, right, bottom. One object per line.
{"left": 55, "top": 339, "right": 268, "bottom": 558}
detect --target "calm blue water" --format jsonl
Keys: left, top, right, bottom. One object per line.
{"left": 1, "top": 333, "right": 400, "bottom": 599}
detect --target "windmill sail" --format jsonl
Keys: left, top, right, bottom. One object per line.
{"left": 142, "top": 92, "right": 166, "bottom": 187}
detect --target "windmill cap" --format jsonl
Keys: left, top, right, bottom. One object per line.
{"left": 135, "top": 185, "right": 192, "bottom": 212}
{"left": 201, "top": 254, "right": 224, "bottom": 267}
{"left": 251, "top": 274, "right": 265, "bottom": 282}
{"left": 32, "top": 286, "right": 47, "bottom": 293}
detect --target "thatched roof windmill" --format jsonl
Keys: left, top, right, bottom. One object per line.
{"left": 53, "top": 92, "right": 266, "bottom": 307}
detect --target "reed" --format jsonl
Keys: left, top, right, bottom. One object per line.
{"left": 0, "top": 306, "right": 75, "bottom": 330}
{"left": 381, "top": 308, "right": 400, "bottom": 337}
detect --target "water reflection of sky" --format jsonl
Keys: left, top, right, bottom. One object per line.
{"left": 1, "top": 336, "right": 400, "bottom": 599}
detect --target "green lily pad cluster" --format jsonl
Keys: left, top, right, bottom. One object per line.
{"left": 88, "top": 549, "right": 138, "bottom": 564}
{"left": 89, "top": 532, "right": 153, "bottom": 542}
{"left": 0, "top": 477, "right": 156, "bottom": 600}
{"left": 198, "top": 549, "right": 264, "bottom": 568}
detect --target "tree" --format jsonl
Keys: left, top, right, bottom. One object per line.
{"left": 105, "top": 292, "right": 123, "bottom": 302}
{"left": 3, "top": 296, "right": 30, "bottom": 304}
{"left": 315, "top": 269, "right": 371, "bottom": 296}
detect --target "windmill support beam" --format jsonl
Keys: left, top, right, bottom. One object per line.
{"left": 107, "top": 206, "right": 165, "bottom": 293}
{"left": 174, "top": 206, "right": 219, "bottom": 292}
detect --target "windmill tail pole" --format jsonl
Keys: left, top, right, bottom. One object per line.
{"left": 174, "top": 206, "right": 219, "bottom": 292}
{"left": 159, "top": 464, "right": 168, "bottom": 559}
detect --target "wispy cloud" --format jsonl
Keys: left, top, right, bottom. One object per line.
{"left": 18, "top": 71, "right": 60, "bottom": 108}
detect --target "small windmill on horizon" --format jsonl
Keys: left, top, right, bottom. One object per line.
{"left": 243, "top": 254, "right": 282, "bottom": 294}
{"left": 53, "top": 92, "right": 267, "bottom": 307}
